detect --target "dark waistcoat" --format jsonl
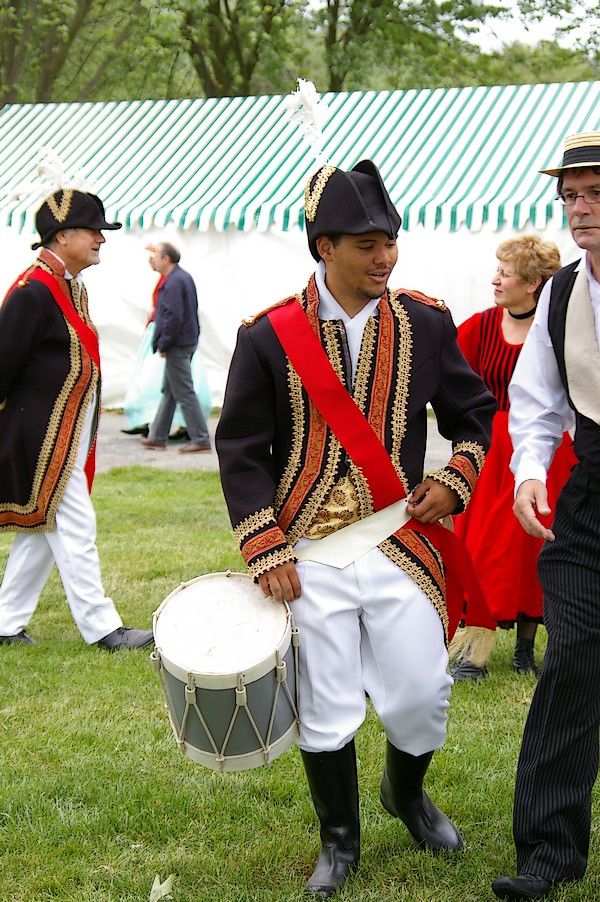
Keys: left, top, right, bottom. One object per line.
{"left": 548, "top": 261, "right": 600, "bottom": 475}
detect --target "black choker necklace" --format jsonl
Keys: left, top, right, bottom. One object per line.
{"left": 508, "top": 305, "right": 537, "bottom": 320}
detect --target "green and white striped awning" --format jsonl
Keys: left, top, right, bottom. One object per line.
{"left": 1, "top": 80, "right": 598, "bottom": 235}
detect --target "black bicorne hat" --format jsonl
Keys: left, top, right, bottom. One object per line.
{"left": 32, "top": 189, "right": 122, "bottom": 249}
{"left": 305, "top": 160, "right": 402, "bottom": 261}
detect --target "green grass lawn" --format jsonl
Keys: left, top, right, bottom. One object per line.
{"left": 0, "top": 468, "right": 598, "bottom": 901}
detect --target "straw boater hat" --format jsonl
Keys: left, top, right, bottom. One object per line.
{"left": 539, "top": 131, "right": 600, "bottom": 178}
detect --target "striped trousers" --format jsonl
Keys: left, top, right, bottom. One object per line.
{"left": 513, "top": 465, "right": 600, "bottom": 881}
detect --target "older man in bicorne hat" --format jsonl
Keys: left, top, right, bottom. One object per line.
{"left": 216, "top": 159, "right": 496, "bottom": 895}
{"left": 491, "top": 133, "right": 600, "bottom": 900}
{"left": 0, "top": 189, "right": 153, "bottom": 651}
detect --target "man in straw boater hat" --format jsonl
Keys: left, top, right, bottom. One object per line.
{"left": 0, "top": 189, "right": 153, "bottom": 651}
{"left": 216, "top": 157, "right": 496, "bottom": 895}
{"left": 492, "top": 132, "right": 600, "bottom": 901}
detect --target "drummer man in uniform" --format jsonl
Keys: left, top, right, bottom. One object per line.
{"left": 216, "top": 161, "right": 495, "bottom": 896}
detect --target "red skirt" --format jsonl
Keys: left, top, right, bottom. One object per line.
{"left": 454, "top": 411, "right": 577, "bottom": 624}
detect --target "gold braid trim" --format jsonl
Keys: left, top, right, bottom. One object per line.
{"left": 241, "top": 526, "right": 288, "bottom": 562}
{"left": 274, "top": 361, "right": 305, "bottom": 512}
{"left": 387, "top": 292, "right": 413, "bottom": 492}
{"left": 287, "top": 432, "right": 342, "bottom": 543}
{"left": 304, "top": 165, "right": 337, "bottom": 222}
{"left": 453, "top": 440, "right": 486, "bottom": 474}
{"left": 428, "top": 440, "right": 486, "bottom": 512}
{"left": 45, "top": 188, "right": 74, "bottom": 224}
{"left": 352, "top": 314, "right": 377, "bottom": 417}
{"left": 320, "top": 321, "right": 345, "bottom": 382}
{"left": 247, "top": 546, "right": 297, "bottom": 581}
{"left": 234, "top": 507, "right": 276, "bottom": 544}
{"left": 379, "top": 537, "right": 449, "bottom": 643}
{"left": 349, "top": 461, "right": 375, "bottom": 519}
{"left": 428, "top": 468, "right": 471, "bottom": 509}
{"left": 272, "top": 290, "right": 305, "bottom": 510}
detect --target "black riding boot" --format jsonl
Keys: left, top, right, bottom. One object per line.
{"left": 300, "top": 740, "right": 360, "bottom": 897}
{"left": 380, "top": 742, "right": 463, "bottom": 851}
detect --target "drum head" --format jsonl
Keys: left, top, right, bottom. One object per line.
{"left": 154, "top": 572, "right": 288, "bottom": 677}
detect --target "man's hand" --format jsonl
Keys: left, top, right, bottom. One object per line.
{"left": 258, "top": 561, "right": 301, "bottom": 603}
{"left": 513, "top": 479, "right": 555, "bottom": 541}
{"left": 407, "top": 478, "right": 459, "bottom": 523}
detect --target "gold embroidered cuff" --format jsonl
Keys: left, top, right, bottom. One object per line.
{"left": 234, "top": 507, "right": 275, "bottom": 544}
{"left": 235, "top": 508, "right": 294, "bottom": 578}
{"left": 247, "top": 546, "right": 297, "bottom": 581}
{"left": 429, "top": 468, "right": 470, "bottom": 512}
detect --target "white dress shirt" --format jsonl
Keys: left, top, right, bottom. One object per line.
{"left": 315, "top": 260, "right": 380, "bottom": 381}
{"left": 509, "top": 253, "right": 600, "bottom": 489}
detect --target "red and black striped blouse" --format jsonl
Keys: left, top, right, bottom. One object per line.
{"left": 457, "top": 306, "right": 521, "bottom": 412}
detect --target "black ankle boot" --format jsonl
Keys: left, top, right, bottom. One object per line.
{"left": 300, "top": 741, "right": 360, "bottom": 897}
{"left": 513, "top": 638, "right": 539, "bottom": 676}
{"left": 380, "top": 742, "right": 463, "bottom": 851}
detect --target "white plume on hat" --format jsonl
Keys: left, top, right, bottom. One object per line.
{"left": 8, "top": 146, "right": 94, "bottom": 201}
{"left": 284, "top": 78, "right": 330, "bottom": 167}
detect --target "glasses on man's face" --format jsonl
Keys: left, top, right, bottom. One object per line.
{"left": 556, "top": 188, "right": 600, "bottom": 207}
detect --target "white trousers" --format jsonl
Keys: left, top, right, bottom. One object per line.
{"left": 293, "top": 543, "right": 452, "bottom": 756}
{"left": 0, "top": 401, "right": 122, "bottom": 644}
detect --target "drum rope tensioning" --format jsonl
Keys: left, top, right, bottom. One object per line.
{"left": 150, "top": 571, "right": 300, "bottom": 773}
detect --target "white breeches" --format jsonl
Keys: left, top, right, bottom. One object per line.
{"left": 293, "top": 543, "right": 452, "bottom": 756}
{"left": 0, "top": 401, "right": 122, "bottom": 644}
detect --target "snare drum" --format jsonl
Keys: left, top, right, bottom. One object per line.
{"left": 150, "top": 571, "right": 300, "bottom": 772}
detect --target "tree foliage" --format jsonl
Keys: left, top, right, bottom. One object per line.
{"left": 0, "top": 0, "right": 597, "bottom": 105}
{"left": 311, "top": 0, "right": 506, "bottom": 91}
{"left": 178, "top": 0, "right": 306, "bottom": 96}
{"left": 0, "top": 0, "right": 197, "bottom": 105}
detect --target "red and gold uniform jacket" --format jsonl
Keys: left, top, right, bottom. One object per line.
{"left": 216, "top": 275, "right": 496, "bottom": 631}
{"left": 0, "top": 250, "right": 99, "bottom": 532}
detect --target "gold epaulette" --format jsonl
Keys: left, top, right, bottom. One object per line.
{"left": 397, "top": 288, "right": 447, "bottom": 312}
{"left": 241, "top": 294, "right": 299, "bottom": 327}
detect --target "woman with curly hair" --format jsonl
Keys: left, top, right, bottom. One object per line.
{"left": 451, "top": 236, "right": 577, "bottom": 680}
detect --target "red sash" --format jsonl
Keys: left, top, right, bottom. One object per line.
{"left": 268, "top": 299, "right": 494, "bottom": 639}
{"left": 29, "top": 268, "right": 100, "bottom": 492}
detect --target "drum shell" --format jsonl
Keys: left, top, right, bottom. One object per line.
{"left": 151, "top": 572, "right": 299, "bottom": 773}
{"left": 159, "top": 641, "right": 298, "bottom": 771}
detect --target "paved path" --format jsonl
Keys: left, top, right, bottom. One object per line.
{"left": 96, "top": 410, "right": 452, "bottom": 475}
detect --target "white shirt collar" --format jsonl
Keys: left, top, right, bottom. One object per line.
{"left": 315, "top": 260, "right": 380, "bottom": 322}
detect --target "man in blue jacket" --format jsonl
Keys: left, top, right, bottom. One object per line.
{"left": 141, "top": 243, "right": 211, "bottom": 453}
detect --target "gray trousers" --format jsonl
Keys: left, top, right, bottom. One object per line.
{"left": 149, "top": 345, "right": 210, "bottom": 445}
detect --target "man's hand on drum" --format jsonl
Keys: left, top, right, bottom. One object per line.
{"left": 258, "top": 562, "right": 301, "bottom": 603}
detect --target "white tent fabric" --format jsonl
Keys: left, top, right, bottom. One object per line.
{"left": 0, "top": 221, "right": 581, "bottom": 409}
{"left": 0, "top": 82, "right": 597, "bottom": 407}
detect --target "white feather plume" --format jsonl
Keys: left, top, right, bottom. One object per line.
{"left": 284, "top": 78, "right": 330, "bottom": 166}
{"left": 7, "top": 145, "right": 94, "bottom": 201}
